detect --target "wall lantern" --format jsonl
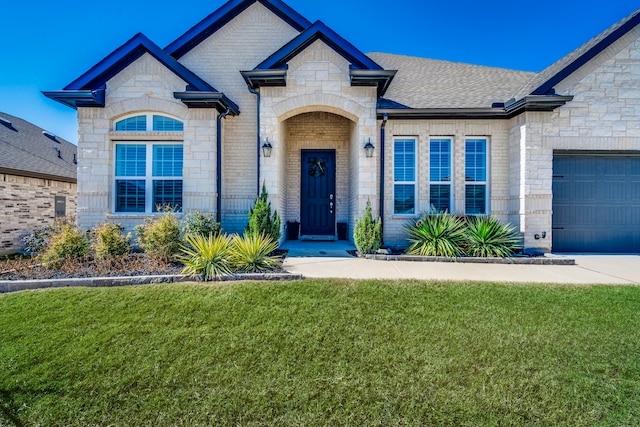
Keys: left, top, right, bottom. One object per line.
{"left": 261, "top": 138, "right": 273, "bottom": 158}
{"left": 364, "top": 138, "right": 375, "bottom": 158}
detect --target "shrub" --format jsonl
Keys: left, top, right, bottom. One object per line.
{"left": 91, "top": 222, "right": 131, "bottom": 260}
{"left": 464, "top": 216, "right": 522, "bottom": 257}
{"left": 405, "top": 211, "right": 466, "bottom": 257}
{"left": 353, "top": 200, "right": 382, "bottom": 254}
{"left": 40, "top": 224, "right": 90, "bottom": 268}
{"left": 183, "top": 210, "right": 221, "bottom": 238}
{"left": 178, "top": 233, "right": 234, "bottom": 280}
{"left": 22, "top": 217, "right": 75, "bottom": 256}
{"left": 231, "top": 233, "right": 280, "bottom": 273}
{"left": 246, "top": 183, "right": 281, "bottom": 243}
{"left": 135, "top": 209, "right": 182, "bottom": 263}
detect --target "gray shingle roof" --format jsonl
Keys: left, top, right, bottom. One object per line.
{"left": 0, "top": 112, "right": 77, "bottom": 182}
{"left": 367, "top": 52, "right": 535, "bottom": 109}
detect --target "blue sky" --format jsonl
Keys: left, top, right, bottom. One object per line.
{"left": 1, "top": 0, "right": 637, "bottom": 144}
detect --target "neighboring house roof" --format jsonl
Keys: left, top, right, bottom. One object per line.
{"left": 43, "top": 33, "right": 239, "bottom": 114}
{"left": 368, "top": 52, "right": 535, "bottom": 109}
{"left": 165, "top": 0, "right": 311, "bottom": 59}
{"left": 0, "top": 112, "right": 77, "bottom": 183}
{"left": 514, "top": 8, "right": 640, "bottom": 98}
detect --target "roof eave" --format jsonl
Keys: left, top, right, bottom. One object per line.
{"left": 41, "top": 88, "right": 106, "bottom": 110}
{"left": 350, "top": 69, "right": 397, "bottom": 97}
{"left": 173, "top": 91, "right": 240, "bottom": 115}
{"left": 0, "top": 167, "right": 76, "bottom": 184}
{"left": 241, "top": 69, "right": 288, "bottom": 89}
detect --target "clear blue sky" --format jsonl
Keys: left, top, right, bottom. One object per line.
{"left": 1, "top": 0, "right": 637, "bottom": 144}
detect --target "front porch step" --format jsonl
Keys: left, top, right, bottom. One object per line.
{"left": 299, "top": 235, "right": 337, "bottom": 242}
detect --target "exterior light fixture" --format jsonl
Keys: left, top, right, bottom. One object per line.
{"left": 261, "top": 138, "right": 272, "bottom": 158}
{"left": 364, "top": 138, "right": 375, "bottom": 158}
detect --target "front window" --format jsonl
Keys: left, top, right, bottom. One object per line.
{"left": 393, "top": 138, "right": 416, "bottom": 215}
{"left": 114, "top": 143, "right": 183, "bottom": 213}
{"left": 114, "top": 114, "right": 183, "bottom": 132}
{"left": 429, "top": 138, "right": 452, "bottom": 212}
{"left": 465, "top": 138, "right": 488, "bottom": 215}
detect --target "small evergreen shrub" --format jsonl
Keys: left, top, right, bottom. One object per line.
{"left": 22, "top": 217, "right": 75, "bottom": 256}
{"left": 354, "top": 200, "right": 382, "bottom": 254}
{"left": 231, "top": 233, "right": 280, "bottom": 273}
{"left": 40, "top": 224, "right": 90, "bottom": 268}
{"left": 246, "top": 183, "right": 281, "bottom": 243}
{"left": 405, "top": 211, "right": 466, "bottom": 257}
{"left": 179, "top": 233, "right": 234, "bottom": 280}
{"left": 91, "top": 222, "right": 131, "bottom": 260}
{"left": 183, "top": 210, "right": 221, "bottom": 238}
{"left": 464, "top": 216, "right": 522, "bottom": 257}
{"left": 135, "top": 209, "right": 182, "bottom": 263}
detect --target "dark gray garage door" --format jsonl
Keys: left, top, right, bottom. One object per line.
{"left": 552, "top": 154, "right": 640, "bottom": 253}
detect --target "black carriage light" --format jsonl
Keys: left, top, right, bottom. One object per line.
{"left": 364, "top": 138, "right": 375, "bottom": 158}
{"left": 261, "top": 138, "right": 273, "bottom": 158}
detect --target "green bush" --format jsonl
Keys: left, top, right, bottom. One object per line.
{"left": 40, "top": 224, "right": 90, "bottom": 268}
{"left": 183, "top": 210, "right": 221, "bottom": 238}
{"left": 246, "top": 183, "right": 281, "bottom": 243}
{"left": 405, "top": 211, "right": 466, "bottom": 257}
{"left": 135, "top": 209, "right": 182, "bottom": 263}
{"left": 353, "top": 200, "right": 382, "bottom": 254}
{"left": 22, "top": 217, "right": 75, "bottom": 256}
{"left": 91, "top": 222, "right": 131, "bottom": 260}
{"left": 464, "top": 216, "right": 522, "bottom": 257}
{"left": 178, "top": 233, "right": 234, "bottom": 280}
{"left": 231, "top": 233, "right": 280, "bottom": 273}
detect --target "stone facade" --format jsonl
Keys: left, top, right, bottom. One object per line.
{"left": 0, "top": 173, "right": 76, "bottom": 255}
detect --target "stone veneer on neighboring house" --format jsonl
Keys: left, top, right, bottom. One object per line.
{"left": 44, "top": 1, "right": 640, "bottom": 253}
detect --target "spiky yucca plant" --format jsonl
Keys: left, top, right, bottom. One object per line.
{"left": 231, "top": 233, "right": 280, "bottom": 273}
{"left": 464, "top": 216, "right": 522, "bottom": 257}
{"left": 178, "top": 233, "right": 233, "bottom": 280}
{"left": 405, "top": 212, "right": 465, "bottom": 257}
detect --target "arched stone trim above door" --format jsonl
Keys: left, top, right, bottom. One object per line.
{"left": 272, "top": 93, "right": 364, "bottom": 123}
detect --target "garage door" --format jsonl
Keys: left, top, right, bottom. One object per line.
{"left": 552, "top": 154, "right": 640, "bottom": 253}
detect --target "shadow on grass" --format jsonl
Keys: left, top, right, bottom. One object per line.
{"left": 0, "top": 389, "right": 24, "bottom": 427}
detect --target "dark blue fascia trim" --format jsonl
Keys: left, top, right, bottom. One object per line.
{"left": 42, "top": 87, "right": 106, "bottom": 110}
{"left": 173, "top": 91, "right": 240, "bottom": 115}
{"left": 255, "top": 21, "right": 384, "bottom": 71}
{"left": 532, "top": 10, "right": 640, "bottom": 95}
{"left": 64, "top": 33, "right": 216, "bottom": 92}
{"left": 165, "top": 0, "right": 311, "bottom": 59}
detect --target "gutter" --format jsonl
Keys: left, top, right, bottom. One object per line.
{"left": 247, "top": 85, "right": 261, "bottom": 196}
{"left": 216, "top": 107, "right": 231, "bottom": 223}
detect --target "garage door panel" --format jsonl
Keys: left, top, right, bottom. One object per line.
{"left": 552, "top": 155, "right": 640, "bottom": 253}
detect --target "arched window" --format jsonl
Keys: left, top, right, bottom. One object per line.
{"left": 114, "top": 114, "right": 183, "bottom": 132}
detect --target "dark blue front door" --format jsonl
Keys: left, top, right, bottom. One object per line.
{"left": 301, "top": 150, "right": 336, "bottom": 236}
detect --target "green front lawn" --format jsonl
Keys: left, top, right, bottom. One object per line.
{"left": 1, "top": 280, "right": 639, "bottom": 426}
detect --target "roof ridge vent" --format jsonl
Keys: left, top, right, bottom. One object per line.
{"left": 43, "top": 130, "right": 59, "bottom": 142}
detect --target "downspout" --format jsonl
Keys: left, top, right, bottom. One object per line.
{"left": 247, "top": 85, "right": 261, "bottom": 196}
{"left": 216, "top": 107, "right": 231, "bottom": 224}
{"left": 379, "top": 113, "right": 388, "bottom": 234}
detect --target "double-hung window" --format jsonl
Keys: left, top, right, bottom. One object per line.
{"left": 465, "top": 138, "right": 488, "bottom": 215}
{"left": 115, "top": 143, "right": 183, "bottom": 213}
{"left": 113, "top": 114, "right": 184, "bottom": 213}
{"left": 429, "top": 138, "right": 452, "bottom": 212}
{"left": 393, "top": 138, "right": 416, "bottom": 215}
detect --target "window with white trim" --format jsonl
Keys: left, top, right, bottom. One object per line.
{"left": 114, "top": 143, "right": 183, "bottom": 213}
{"left": 429, "top": 138, "right": 452, "bottom": 212}
{"left": 393, "top": 138, "right": 416, "bottom": 215}
{"left": 114, "top": 114, "right": 183, "bottom": 132}
{"left": 465, "top": 138, "right": 488, "bottom": 215}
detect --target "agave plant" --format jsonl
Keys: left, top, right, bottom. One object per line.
{"left": 464, "top": 216, "right": 522, "bottom": 257}
{"left": 178, "top": 233, "right": 234, "bottom": 280}
{"left": 405, "top": 212, "right": 466, "bottom": 257}
{"left": 231, "top": 233, "right": 280, "bottom": 273}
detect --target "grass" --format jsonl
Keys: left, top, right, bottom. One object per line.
{"left": 1, "top": 280, "right": 639, "bottom": 426}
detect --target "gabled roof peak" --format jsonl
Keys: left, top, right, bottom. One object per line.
{"left": 166, "top": 0, "right": 311, "bottom": 59}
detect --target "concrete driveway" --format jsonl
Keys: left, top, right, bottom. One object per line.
{"left": 282, "top": 241, "right": 640, "bottom": 284}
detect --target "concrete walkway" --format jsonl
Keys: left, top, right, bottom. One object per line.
{"left": 281, "top": 241, "right": 640, "bottom": 285}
